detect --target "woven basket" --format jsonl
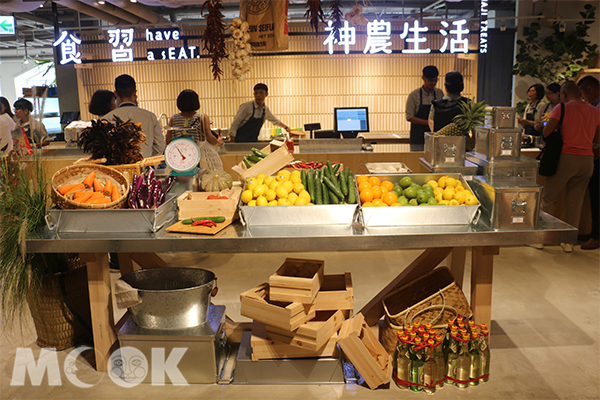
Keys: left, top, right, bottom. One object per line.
{"left": 51, "top": 164, "right": 129, "bottom": 210}
{"left": 108, "top": 155, "right": 165, "bottom": 183}
{"left": 27, "top": 262, "right": 92, "bottom": 350}
{"left": 379, "top": 267, "right": 472, "bottom": 354}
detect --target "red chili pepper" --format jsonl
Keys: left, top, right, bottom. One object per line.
{"left": 192, "top": 219, "right": 217, "bottom": 227}
{"left": 207, "top": 195, "right": 228, "bottom": 200}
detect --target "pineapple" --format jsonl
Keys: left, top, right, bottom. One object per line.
{"left": 434, "top": 99, "right": 489, "bottom": 137}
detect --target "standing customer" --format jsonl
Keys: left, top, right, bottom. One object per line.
{"left": 0, "top": 97, "right": 16, "bottom": 155}
{"left": 541, "top": 81, "right": 600, "bottom": 253}
{"left": 578, "top": 75, "right": 600, "bottom": 250}
{"left": 88, "top": 90, "right": 117, "bottom": 117}
{"left": 517, "top": 84, "right": 545, "bottom": 136}
{"left": 13, "top": 98, "right": 51, "bottom": 148}
{"left": 103, "top": 74, "right": 165, "bottom": 158}
{"left": 405, "top": 65, "right": 444, "bottom": 152}
{"left": 167, "top": 89, "right": 223, "bottom": 147}
{"left": 541, "top": 83, "right": 561, "bottom": 119}
{"left": 229, "top": 83, "right": 289, "bottom": 142}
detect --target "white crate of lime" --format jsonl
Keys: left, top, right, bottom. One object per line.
{"left": 238, "top": 167, "right": 358, "bottom": 226}
{"left": 357, "top": 174, "right": 480, "bottom": 227}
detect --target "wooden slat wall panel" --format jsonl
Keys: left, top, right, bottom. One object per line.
{"left": 77, "top": 22, "right": 478, "bottom": 134}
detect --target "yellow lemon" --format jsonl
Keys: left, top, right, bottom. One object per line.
{"left": 433, "top": 187, "right": 444, "bottom": 196}
{"left": 276, "top": 170, "right": 291, "bottom": 182}
{"left": 445, "top": 177, "right": 457, "bottom": 188}
{"left": 241, "top": 190, "right": 254, "bottom": 204}
{"left": 442, "top": 188, "right": 455, "bottom": 201}
{"left": 294, "top": 196, "right": 308, "bottom": 205}
{"left": 290, "top": 170, "right": 302, "bottom": 183}
{"left": 267, "top": 200, "right": 278, "bottom": 206}
{"left": 449, "top": 199, "right": 460, "bottom": 206}
{"left": 256, "top": 173, "right": 266, "bottom": 181}
{"left": 282, "top": 180, "right": 294, "bottom": 193}
{"left": 253, "top": 184, "right": 267, "bottom": 198}
{"left": 465, "top": 194, "right": 479, "bottom": 205}
{"left": 455, "top": 184, "right": 465, "bottom": 192}
{"left": 437, "top": 176, "right": 449, "bottom": 188}
{"left": 265, "top": 189, "right": 277, "bottom": 202}
{"left": 255, "top": 177, "right": 264, "bottom": 186}
{"left": 256, "top": 196, "right": 268, "bottom": 206}
{"left": 435, "top": 193, "right": 444, "bottom": 203}
{"left": 292, "top": 182, "right": 305, "bottom": 194}
{"left": 438, "top": 200, "right": 449, "bottom": 205}
{"left": 264, "top": 176, "right": 275, "bottom": 186}
{"left": 268, "top": 180, "right": 280, "bottom": 191}
{"left": 453, "top": 191, "right": 467, "bottom": 204}
{"left": 246, "top": 180, "right": 257, "bottom": 191}
{"left": 298, "top": 190, "right": 311, "bottom": 202}
{"left": 390, "top": 202, "right": 403, "bottom": 206}
{"left": 426, "top": 180, "right": 439, "bottom": 190}
{"left": 247, "top": 199, "right": 257, "bottom": 206}
{"left": 277, "top": 198, "right": 291, "bottom": 206}
{"left": 287, "top": 192, "right": 298, "bottom": 205}
{"left": 276, "top": 186, "right": 289, "bottom": 199}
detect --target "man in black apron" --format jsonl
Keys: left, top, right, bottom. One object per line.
{"left": 230, "top": 83, "right": 290, "bottom": 142}
{"left": 405, "top": 66, "right": 444, "bottom": 152}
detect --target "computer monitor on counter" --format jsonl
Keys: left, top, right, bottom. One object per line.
{"left": 334, "top": 107, "right": 369, "bottom": 138}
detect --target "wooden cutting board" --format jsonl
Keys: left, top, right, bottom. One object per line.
{"left": 166, "top": 219, "right": 233, "bottom": 235}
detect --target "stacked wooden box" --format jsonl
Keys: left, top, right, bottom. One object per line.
{"left": 239, "top": 258, "right": 353, "bottom": 361}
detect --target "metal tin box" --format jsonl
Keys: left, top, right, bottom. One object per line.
{"left": 469, "top": 175, "right": 542, "bottom": 230}
{"left": 423, "top": 132, "right": 466, "bottom": 167}
{"left": 359, "top": 174, "right": 480, "bottom": 227}
{"left": 419, "top": 157, "right": 479, "bottom": 175}
{"left": 46, "top": 194, "right": 178, "bottom": 233}
{"left": 473, "top": 127, "right": 522, "bottom": 161}
{"left": 466, "top": 153, "right": 539, "bottom": 183}
{"left": 116, "top": 305, "right": 229, "bottom": 384}
{"left": 484, "top": 106, "right": 516, "bottom": 129}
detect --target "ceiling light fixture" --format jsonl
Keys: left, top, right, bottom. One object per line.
{"left": 130, "top": 0, "right": 138, "bottom": 3}
{"left": 99, "top": 0, "right": 105, "bottom": 4}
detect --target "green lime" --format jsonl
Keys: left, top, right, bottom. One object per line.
{"left": 410, "top": 182, "right": 421, "bottom": 189}
{"left": 417, "top": 190, "right": 430, "bottom": 204}
{"left": 408, "top": 198, "right": 418, "bottom": 206}
{"left": 404, "top": 186, "right": 418, "bottom": 199}
{"left": 399, "top": 176, "right": 413, "bottom": 189}
{"left": 427, "top": 197, "right": 438, "bottom": 205}
{"left": 398, "top": 196, "right": 409, "bottom": 206}
{"left": 422, "top": 184, "right": 433, "bottom": 192}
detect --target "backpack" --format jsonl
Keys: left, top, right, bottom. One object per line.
{"left": 432, "top": 96, "right": 470, "bottom": 132}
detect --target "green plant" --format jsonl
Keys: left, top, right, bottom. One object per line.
{"left": 512, "top": 4, "right": 598, "bottom": 85}
{"left": 0, "top": 151, "right": 71, "bottom": 323}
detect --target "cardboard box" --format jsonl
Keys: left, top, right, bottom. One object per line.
{"left": 250, "top": 322, "right": 338, "bottom": 361}
{"left": 176, "top": 185, "right": 242, "bottom": 220}
{"left": 269, "top": 258, "right": 325, "bottom": 304}
{"left": 313, "top": 273, "right": 354, "bottom": 312}
{"left": 240, "top": 283, "right": 316, "bottom": 331}
{"left": 338, "top": 313, "right": 392, "bottom": 390}
{"left": 265, "top": 309, "right": 346, "bottom": 352}
{"left": 231, "top": 140, "right": 294, "bottom": 180}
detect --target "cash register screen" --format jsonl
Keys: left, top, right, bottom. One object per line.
{"left": 334, "top": 107, "right": 369, "bottom": 138}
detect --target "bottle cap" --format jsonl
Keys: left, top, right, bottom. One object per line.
{"left": 468, "top": 320, "right": 475, "bottom": 326}
{"left": 423, "top": 333, "right": 430, "bottom": 341}
{"left": 428, "top": 339, "right": 435, "bottom": 346}
{"left": 457, "top": 315, "right": 463, "bottom": 322}
{"left": 401, "top": 335, "right": 409, "bottom": 342}
{"left": 425, "top": 323, "right": 432, "bottom": 330}
{"left": 415, "top": 337, "right": 422, "bottom": 344}
{"left": 414, "top": 322, "right": 421, "bottom": 328}
{"left": 435, "top": 335, "right": 443, "bottom": 341}
{"left": 480, "top": 323, "right": 487, "bottom": 329}
{"left": 472, "top": 332, "right": 479, "bottom": 339}
{"left": 429, "top": 329, "right": 436, "bottom": 335}
{"left": 448, "top": 318, "right": 455, "bottom": 325}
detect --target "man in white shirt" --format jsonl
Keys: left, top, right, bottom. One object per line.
{"left": 405, "top": 66, "right": 444, "bottom": 151}
{"left": 103, "top": 74, "right": 165, "bottom": 158}
{"left": 229, "top": 83, "right": 289, "bottom": 142}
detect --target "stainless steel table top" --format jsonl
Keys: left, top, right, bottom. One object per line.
{"left": 27, "top": 212, "right": 576, "bottom": 254}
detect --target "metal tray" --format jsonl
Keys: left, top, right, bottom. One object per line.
{"left": 46, "top": 194, "right": 178, "bottom": 233}
{"left": 359, "top": 173, "right": 480, "bottom": 227}
{"left": 365, "top": 162, "right": 411, "bottom": 174}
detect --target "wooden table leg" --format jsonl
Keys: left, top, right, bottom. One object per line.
{"left": 470, "top": 246, "right": 499, "bottom": 329}
{"left": 447, "top": 247, "right": 467, "bottom": 290}
{"left": 359, "top": 247, "right": 453, "bottom": 326}
{"left": 80, "top": 252, "right": 116, "bottom": 372}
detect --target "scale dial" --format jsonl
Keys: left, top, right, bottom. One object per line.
{"left": 164, "top": 138, "right": 201, "bottom": 173}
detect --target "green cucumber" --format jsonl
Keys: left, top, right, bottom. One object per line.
{"left": 321, "top": 178, "right": 329, "bottom": 204}
{"left": 301, "top": 169, "right": 308, "bottom": 189}
{"left": 326, "top": 160, "right": 335, "bottom": 179}
{"left": 339, "top": 166, "right": 348, "bottom": 196}
{"left": 251, "top": 147, "right": 269, "bottom": 158}
{"left": 323, "top": 176, "right": 344, "bottom": 200}
{"left": 182, "top": 216, "right": 226, "bottom": 224}
{"left": 243, "top": 156, "right": 255, "bottom": 168}
{"left": 346, "top": 168, "right": 356, "bottom": 204}
{"left": 332, "top": 162, "right": 341, "bottom": 175}
{"left": 307, "top": 170, "right": 315, "bottom": 199}
{"left": 247, "top": 154, "right": 261, "bottom": 163}
{"left": 314, "top": 170, "right": 322, "bottom": 204}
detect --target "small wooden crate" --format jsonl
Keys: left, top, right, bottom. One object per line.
{"left": 231, "top": 140, "right": 294, "bottom": 181}
{"left": 338, "top": 313, "right": 392, "bottom": 390}
{"left": 240, "top": 283, "right": 316, "bottom": 331}
{"left": 269, "top": 258, "right": 325, "bottom": 304}
{"left": 313, "top": 273, "right": 354, "bottom": 312}
{"left": 176, "top": 185, "right": 242, "bottom": 220}
{"left": 265, "top": 309, "right": 346, "bottom": 352}
{"left": 251, "top": 322, "right": 338, "bottom": 361}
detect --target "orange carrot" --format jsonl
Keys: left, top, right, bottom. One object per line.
{"left": 82, "top": 172, "right": 96, "bottom": 189}
{"left": 58, "top": 184, "right": 79, "bottom": 195}
{"left": 93, "top": 178, "right": 104, "bottom": 193}
{"left": 64, "top": 183, "right": 85, "bottom": 196}
{"left": 87, "top": 197, "right": 111, "bottom": 204}
{"left": 103, "top": 180, "right": 113, "bottom": 196}
{"left": 73, "top": 192, "right": 94, "bottom": 203}
{"left": 111, "top": 185, "right": 120, "bottom": 202}
{"left": 73, "top": 190, "right": 91, "bottom": 199}
{"left": 86, "top": 192, "right": 105, "bottom": 201}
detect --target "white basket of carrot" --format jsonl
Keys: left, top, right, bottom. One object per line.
{"left": 51, "top": 164, "right": 129, "bottom": 209}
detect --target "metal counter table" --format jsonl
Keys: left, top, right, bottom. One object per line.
{"left": 27, "top": 213, "right": 576, "bottom": 372}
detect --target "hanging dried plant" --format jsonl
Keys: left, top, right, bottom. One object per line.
{"left": 202, "top": 0, "right": 227, "bottom": 81}
{"left": 305, "top": 0, "right": 326, "bottom": 34}
{"left": 78, "top": 116, "right": 145, "bottom": 165}
{"left": 329, "top": 0, "right": 343, "bottom": 41}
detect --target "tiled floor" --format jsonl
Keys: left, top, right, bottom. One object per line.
{"left": 1, "top": 245, "right": 598, "bottom": 400}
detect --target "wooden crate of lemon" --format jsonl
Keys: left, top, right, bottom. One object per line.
{"left": 238, "top": 169, "right": 358, "bottom": 226}
{"left": 358, "top": 173, "right": 480, "bottom": 227}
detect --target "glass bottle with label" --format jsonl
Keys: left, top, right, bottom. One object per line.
{"left": 469, "top": 332, "right": 481, "bottom": 386}
{"left": 434, "top": 335, "right": 445, "bottom": 389}
{"left": 455, "top": 334, "right": 471, "bottom": 389}
{"left": 393, "top": 334, "right": 411, "bottom": 389}
{"left": 445, "top": 333, "right": 459, "bottom": 386}
{"left": 423, "top": 339, "right": 436, "bottom": 394}
{"left": 409, "top": 337, "right": 424, "bottom": 392}
{"left": 479, "top": 328, "right": 491, "bottom": 383}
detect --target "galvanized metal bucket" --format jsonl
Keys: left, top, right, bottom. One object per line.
{"left": 120, "top": 268, "right": 217, "bottom": 330}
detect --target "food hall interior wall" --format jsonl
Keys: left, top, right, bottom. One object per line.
{"left": 76, "top": 22, "right": 478, "bottom": 133}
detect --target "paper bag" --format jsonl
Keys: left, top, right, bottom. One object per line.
{"left": 241, "top": 0, "right": 289, "bottom": 51}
